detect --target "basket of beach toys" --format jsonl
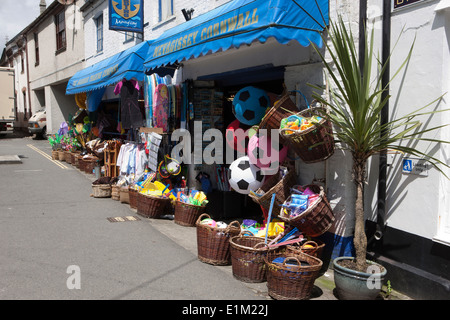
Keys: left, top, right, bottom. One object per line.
{"left": 278, "top": 184, "right": 335, "bottom": 237}
{"left": 136, "top": 179, "right": 174, "bottom": 219}
{"left": 174, "top": 190, "right": 208, "bottom": 227}
{"left": 279, "top": 99, "right": 335, "bottom": 163}
{"left": 265, "top": 251, "right": 323, "bottom": 300}
{"left": 196, "top": 214, "right": 241, "bottom": 266}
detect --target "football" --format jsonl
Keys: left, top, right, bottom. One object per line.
{"left": 228, "top": 156, "right": 265, "bottom": 194}
{"left": 232, "top": 86, "right": 270, "bottom": 126}
{"left": 248, "top": 133, "right": 288, "bottom": 172}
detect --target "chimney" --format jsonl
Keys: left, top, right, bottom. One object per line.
{"left": 40, "top": 0, "right": 47, "bottom": 14}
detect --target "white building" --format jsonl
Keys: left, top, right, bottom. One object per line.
{"left": 25, "top": 0, "right": 86, "bottom": 134}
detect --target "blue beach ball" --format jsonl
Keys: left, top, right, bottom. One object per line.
{"left": 232, "top": 86, "right": 269, "bottom": 126}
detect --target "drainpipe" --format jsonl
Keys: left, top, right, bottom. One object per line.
{"left": 359, "top": 0, "right": 367, "bottom": 78}
{"left": 376, "top": 0, "right": 391, "bottom": 241}
{"left": 24, "top": 34, "right": 32, "bottom": 118}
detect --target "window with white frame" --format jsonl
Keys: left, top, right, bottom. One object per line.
{"left": 159, "top": 0, "right": 173, "bottom": 22}
{"left": 96, "top": 14, "right": 103, "bottom": 52}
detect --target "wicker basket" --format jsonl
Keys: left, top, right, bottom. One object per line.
{"left": 129, "top": 187, "right": 138, "bottom": 209}
{"left": 265, "top": 251, "right": 323, "bottom": 300}
{"left": 70, "top": 152, "right": 79, "bottom": 165}
{"left": 78, "top": 157, "right": 86, "bottom": 171}
{"left": 91, "top": 184, "right": 112, "bottom": 198}
{"left": 51, "top": 150, "right": 58, "bottom": 160}
{"left": 279, "top": 184, "right": 335, "bottom": 237}
{"left": 84, "top": 159, "right": 96, "bottom": 174}
{"left": 279, "top": 106, "right": 335, "bottom": 163}
{"left": 286, "top": 240, "right": 325, "bottom": 259}
{"left": 249, "top": 169, "right": 297, "bottom": 211}
{"left": 259, "top": 91, "right": 299, "bottom": 139}
{"left": 174, "top": 200, "right": 206, "bottom": 227}
{"left": 229, "top": 233, "right": 279, "bottom": 283}
{"left": 136, "top": 192, "right": 170, "bottom": 218}
{"left": 111, "top": 185, "right": 120, "bottom": 201}
{"left": 74, "top": 154, "right": 81, "bottom": 168}
{"left": 64, "top": 151, "right": 72, "bottom": 163}
{"left": 120, "top": 187, "right": 130, "bottom": 204}
{"left": 57, "top": 150, "right": 65, "bottom": 161}
{"left": 196, "top": 214, "right": 241, "bottom": 266}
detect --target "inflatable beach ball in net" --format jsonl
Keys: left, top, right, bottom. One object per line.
{"left": 228, "top": 156, "right": 265, "bottom": 195}
{"left": 232, "top": 86, "right": 270, "bottom": 126}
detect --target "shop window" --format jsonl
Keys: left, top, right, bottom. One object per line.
{"left": 34, "top": 33, "right": 39, "bottom": 66}
{"left": 55, "top": 10, "right": 66, "bottom": 53}
{"left": 159, "top": 0, "right": 173, "bottom": 22}
{"left": 21, "top": 54, "right": 24, "bottom": 74}
{"left": 96, "top": 14, "right": 103, "bottom": 53}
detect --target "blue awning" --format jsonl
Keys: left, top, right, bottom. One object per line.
{"left": 66, "top": 41, "right": 152, "bottom": 95}
{"left": 144, "top": 0, "right": 329, "bottom": 72}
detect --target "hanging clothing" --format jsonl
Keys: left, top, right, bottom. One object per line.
{"left": 115, "top": 79, "right": 143, "bottom": 130}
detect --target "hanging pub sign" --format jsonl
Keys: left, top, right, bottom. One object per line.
{"left": 394, "top": 0, "right": 424, "bottom": 9}
{"left": 109, "top": 0, "right": 144, "bottom": 33}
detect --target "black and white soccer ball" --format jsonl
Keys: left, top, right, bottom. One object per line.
{"left": 232, "top": 86, "right": 270, "bottom": 126}
{"left": 228, "top": 156, "right": 265, "bottom": 195}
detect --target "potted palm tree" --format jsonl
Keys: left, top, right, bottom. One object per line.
{"left": 310, "top": 17, "right": 450, "bottom": 299}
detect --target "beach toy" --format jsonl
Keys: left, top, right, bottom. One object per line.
{"left": 200, "top": 218, "right": 216, "bottom": 227}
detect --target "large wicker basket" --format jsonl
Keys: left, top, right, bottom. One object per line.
{"left": 111, "top": 185, "right": 120, "bottom": 201}
{"left": 137, "top": 192, "right": 170, "bottom": 219}
{"left": 196, "top": 214, "right": 241, "bottom": 266}
{"left": 229, "top": 233, "right": 279, "bottom": 283}
{"left": 279, "top": 106, "right": 335, "bottom": 163}
{"left": 265, "top": 251, "right": 323, "bottom": 300}
{"left": 279, "top": 184, "right": 335, "bottom": 237}
{"left": 91, "top": 184, "right": 112, "bottom": 198}
{"left": 129, "top": 187, "right": 138, "bottom": 209}
{"left": 64, "top": 151, "right": 72, "bottom": 163}
{"left": 51, "top": 150, "right": 58, "bottom": 160}
{"left": 259, "top": 91, "right": 299, "bottom": 139}
{"left": 57, "top": 150, "right": 65, "bottom": 161}
{"left": 84, "top": 159, "right": 97, "bottom": 174}
{"left": 78, "top": 157, "right": 86, "bottom": 172}
{"left": 74, "top": 154, "right": 82, "bottom": 168}
{"left": 120, "top": 187, "right": 130, "bottom": 204}
{"left": 249, "top": 169, "right": 297, "bottom": 212}
{"left": 174, "top": 200, "right": 206, "bottom": 227}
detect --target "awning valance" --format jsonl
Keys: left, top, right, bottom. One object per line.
{"left": 66, "top": 41, "right": 151, "bottom": 95}
{"left": 143, "top": 0, "right": 329, "bottom": 72}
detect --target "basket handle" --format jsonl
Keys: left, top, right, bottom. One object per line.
{"left": 289, "top": 90, "right": 310, "bottom": 109}
{"left": 301, "top": 241, "right": 319, "bottom": 254}
{"left": 239, "top": 230, "right": 254, "bottom": 237}
{"left": 282, "top": 256, "right": 302, "bottom": 268}
{"left": 225, "top": 220, "right": 241, "bottom": 233}
{"left": 196, "top": 213, "right": 211, "bottom": 225}
{"left": 254, "top": 242, "right": 270, "bottom": 250}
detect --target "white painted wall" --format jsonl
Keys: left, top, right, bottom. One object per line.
{"left": 28, "top": 1, "right": 86, "bottom": 133}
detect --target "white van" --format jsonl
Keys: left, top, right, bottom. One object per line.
{"left": 28, "top": 109, "right": 47, "bottom": 138}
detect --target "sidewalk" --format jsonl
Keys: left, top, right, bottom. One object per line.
{"left": 85, "top": 172, "right": 411, "bottom": 300}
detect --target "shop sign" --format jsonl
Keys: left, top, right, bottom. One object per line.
{"left": 109, "top": 0, "right": 144, "bottom": 33}
{"left": 393, "top": 0, "right": 424, "bottom": 10}
{"left": 402, "top": 157, "right": 429, "bottom": 176}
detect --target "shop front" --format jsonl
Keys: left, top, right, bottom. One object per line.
{"left": 51, "top": 0, "right": 352, "bottom": 300}
{"left": 142, "top": 0, "right": 330, "bottom": 224}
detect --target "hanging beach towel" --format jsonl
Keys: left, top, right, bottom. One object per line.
{"left": 153, "top": 83, "right": 169, "bottom": 132}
